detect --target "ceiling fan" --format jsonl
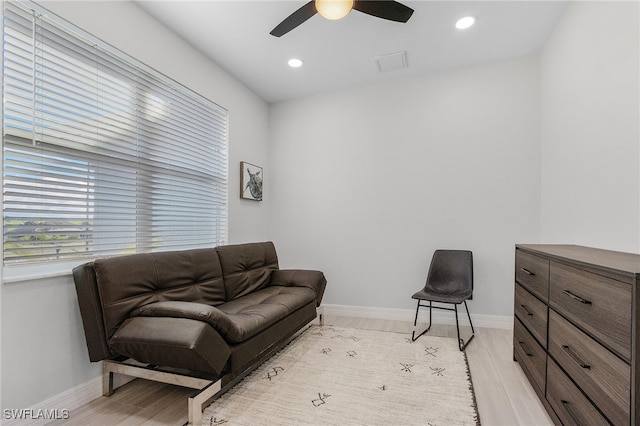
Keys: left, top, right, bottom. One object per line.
{"left": 270, "top": 0, "right": 414, "bottom": 37}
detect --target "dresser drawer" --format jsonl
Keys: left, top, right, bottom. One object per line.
{"left": 546, "top": 358, "right": 609, "bottom": 426}
{"left": 549, "top": 261, "right": 632, "bottom": 360}
{"left": 548, "top": 310, "right": 629, "bottom": 425}
{"left": 515, "top": 249, "right": 549, "bottom": 302}
{"left": 514, "top": 283, "right": 547, "bottom": 347}
{"left": 514, "top": 317, "right": 546, "bottom": 394}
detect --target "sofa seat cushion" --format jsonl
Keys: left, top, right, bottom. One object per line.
{"left": 131, "top": 286, "right": 316, "bottom": 344}
{"left": 217, "top": 286, "right": 316, "bottom": 342}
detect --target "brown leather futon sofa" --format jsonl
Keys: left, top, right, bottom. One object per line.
{"left": 73, "top": 241, "right": 326, "bottom": 425}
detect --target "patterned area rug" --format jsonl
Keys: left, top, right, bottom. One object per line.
{"left": 203, "top": 325, "right": 480, "bottom": 425}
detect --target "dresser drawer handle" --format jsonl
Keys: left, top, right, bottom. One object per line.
{"left": 561, "top": 400, "right": 582, "bottom": 424}
{"left": 520, "top": 267, "right": 535, "bottom": 276}
{"left": 562, "top": 290, "right": 592, "bottom": 305}
{"left": 562, "top": 344, "right": 591, "bottom": 369}
{"left": 520, "top": 304, "right": 534, "bottom": 317}
{"left": 518, "top": 340, "right": 534, "bottom": 357}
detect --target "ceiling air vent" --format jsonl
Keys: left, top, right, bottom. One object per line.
{"left": 375, "top": 51, "right": 407, "bottom": 72}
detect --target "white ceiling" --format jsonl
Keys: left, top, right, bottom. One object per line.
{"left": 136, "top": 1, "right": 569, "bottom": 103}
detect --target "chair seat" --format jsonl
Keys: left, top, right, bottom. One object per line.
{"left": 412, "top": 288, "right": 471, "bottom": 304}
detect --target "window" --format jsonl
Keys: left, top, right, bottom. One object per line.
{"left": 2, "top": 0, "right": 228, "bottom": 266}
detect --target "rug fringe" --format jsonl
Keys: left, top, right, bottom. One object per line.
{"left": 463, "top": 350, "right": 482, "bottom": 425}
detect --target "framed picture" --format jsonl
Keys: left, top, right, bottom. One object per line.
{"left": 240, "top": 161, "right": 263, "bottom": 201}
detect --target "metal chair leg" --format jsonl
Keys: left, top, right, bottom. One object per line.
{"left": 413, "top": 299, "right": 474, "bottom": 349}
{"left": 465, "top": 300, "right": 475, "bottom": 334}
{"left": 411, "top": 300, "right": 432, "bottom": 341}
{"left": 456, "top": 300, "right": 475, "bottom": 351}
{"left": 454, "top": 304, "right": 462, "bottom": 350}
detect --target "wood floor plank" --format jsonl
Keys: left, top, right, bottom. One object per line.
{"left": 49, "top": 315, "right": 552, "bottom": 425}
{"left": 47, "top": 397, "right": 140, "bottom": 426}
{"left": 467, "top": 329, "right": 517, "bottom": 424}
{"left": 119, "top": 384, "right": 192, "bottom": 426}
{"left": 480, "top": 328, "right": 551, "bottom": 425}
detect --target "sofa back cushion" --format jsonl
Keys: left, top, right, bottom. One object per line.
{"left": 94, "top": 248, "right": 224, "bottom": 339}
{"left": 216, "top": 241, "right": 279, "bottom": 301}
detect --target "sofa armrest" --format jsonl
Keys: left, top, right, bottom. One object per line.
{"left": 111, "top": 316, "right": 231, "bottom": 375}
{"left": 132, "top": 301, "right": 235, "bottom": 339}
{"left": 131, "top": 300, "right": 287, "bottom": 344}
{"left": 270, "top": 269, "right": 327, "bottom": 307}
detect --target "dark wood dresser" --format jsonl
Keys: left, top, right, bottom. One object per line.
{"left": 513, "top": 244, "right": 640, "bottom": 425}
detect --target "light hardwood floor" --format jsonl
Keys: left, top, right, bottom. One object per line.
{"left": 48, "top": 315, "right": 552, "bottom": 425}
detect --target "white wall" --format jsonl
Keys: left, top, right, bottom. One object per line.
{"left": 1, "top": 275, "right": 97, "bottom": 413}
{"left": 269, "top": 56, "right": 542, "bottom": 317}
{"left": 1, "top": 0, "right": 270, "bottom": 410}
{"left": 540, "top": 1, "right": 640, "bottom": 253}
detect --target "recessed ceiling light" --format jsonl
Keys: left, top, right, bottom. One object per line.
{"left": 456, "top": 16, "right": 476, "bottom": 30}
{"left": 288, "top": 58, "right": 304, "bottom": 68}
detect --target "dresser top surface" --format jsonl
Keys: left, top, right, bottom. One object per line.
{"left": 516, "top": 244, "right": 640, "bottom": 277}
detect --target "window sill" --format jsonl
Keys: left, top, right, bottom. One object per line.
{"left": 2, "top": 260, "right": 85, "bottom": 284}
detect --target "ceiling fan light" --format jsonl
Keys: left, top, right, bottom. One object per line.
{"left": 315, "top": 0, "right": 354, "bottom": 21}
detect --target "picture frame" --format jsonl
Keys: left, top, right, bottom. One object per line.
{"left": 240, "top": 161, "right": 263, "bottom": 201}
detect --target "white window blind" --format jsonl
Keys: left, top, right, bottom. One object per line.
{"left": 2, "top": 0, "right": 228, "bottom": 265}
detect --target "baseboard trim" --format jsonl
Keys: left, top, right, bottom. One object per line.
{"left": 323, "top": 303, "right": 513, "bottom": 330}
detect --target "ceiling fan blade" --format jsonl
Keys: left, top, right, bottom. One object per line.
{"left": 270, "top": 1, "right": 318, "bottom": 37}
{"left": 353, "top": 0, "right": 414, "bottom": 23}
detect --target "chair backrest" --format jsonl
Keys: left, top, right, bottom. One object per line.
{"left": 424, "top": 250, "right": 473, "bottom": 297}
